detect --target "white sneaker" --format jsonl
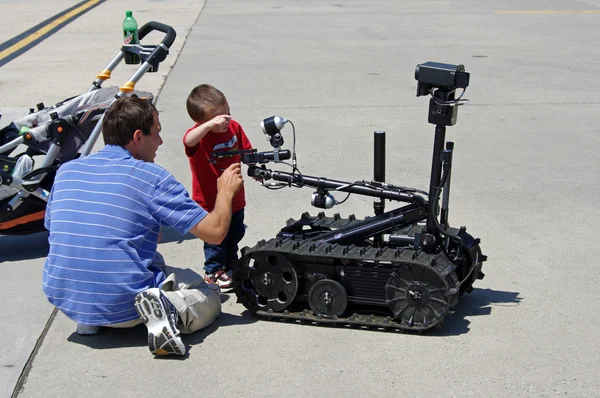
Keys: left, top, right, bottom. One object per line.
{"left": 134, "top": 288, "right": 186, "bottom": 356}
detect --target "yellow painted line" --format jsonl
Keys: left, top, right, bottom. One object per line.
{"left": 496, "top": 10, "right": 600, "bottom": 14}
{"left": 0, "top": 0, "right": 103, "bottom": 60}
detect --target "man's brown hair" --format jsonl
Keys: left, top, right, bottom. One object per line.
{"left": 186, "top": 84, "right": 227, "bottom": 123}
{"left": 102, "top": 96, "right": 157, "bottom": 146}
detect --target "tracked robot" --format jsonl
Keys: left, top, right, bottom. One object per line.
{"left": 218, "top": 62, "right": 487, "bottom": 333}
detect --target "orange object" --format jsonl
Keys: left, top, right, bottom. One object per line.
{"left": 0, "top": 210, "right": 45, "bottom": 230}
{"left": 96, "top": 69, "right": 111, "bottom": 80}
{"left": 119, "top": 81, "right": 135, "bottom": 92}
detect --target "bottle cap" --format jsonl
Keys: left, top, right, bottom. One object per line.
{"left": 126, "top": 10, "right": 132, "bottom": 17}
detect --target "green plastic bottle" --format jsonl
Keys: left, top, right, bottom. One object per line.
{"left": 122, "top": 10, "right": 140, "bottom": 64}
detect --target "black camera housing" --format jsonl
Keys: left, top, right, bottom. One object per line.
{"left": 415, "top": 62, "right": 470, "bottom": 126}
{"left": 415, "top": 62, "right": 470, "bottom": 96}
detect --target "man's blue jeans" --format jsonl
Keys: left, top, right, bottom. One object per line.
{"left": 203, "top": 209, "right": 245, "bottom": 274}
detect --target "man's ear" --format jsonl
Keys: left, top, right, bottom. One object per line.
{"left": 132, "top": 129, "right": 144, "bottom": 143}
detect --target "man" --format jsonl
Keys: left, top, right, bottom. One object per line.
{"left": 42, "top": 95, "right": 244, "bottom": 357}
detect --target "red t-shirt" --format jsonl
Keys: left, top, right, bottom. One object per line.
{"left": 183, "top": 119, "right": 253, "bottom": 212}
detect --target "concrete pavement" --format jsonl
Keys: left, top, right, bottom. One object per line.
{"left": 2, "top": 0, "right": 600, "bottom": 397}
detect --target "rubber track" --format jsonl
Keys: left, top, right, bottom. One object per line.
{"left": 236, "top": 212, "right": 460, "bottom": 333}
{"left": 255, "top": 308, "right": 445, "bottom": 334}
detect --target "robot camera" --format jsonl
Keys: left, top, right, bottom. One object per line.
{"left": 415, "top": 62, "right": 470, "bottom": 97}
{"left": 261, "top": 116, "right": 287, "bottom": 148}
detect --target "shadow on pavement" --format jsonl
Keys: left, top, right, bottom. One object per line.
{"left": 0, "top": 231, "right": 49, "bottom": 263}
{"left": 67, "top": 324, "right": 148, "bottom": 350}
{"left": 220, "top": 293, "right": 231, "bottom": 304}
{"left": 429, "top": 288, "right": 522, "bottom": 337}
{"left": 183, "top": 310, "right": 257, "bottom": 353}
{"left": 66, "top": 308, "right": 257, "bottom": 359}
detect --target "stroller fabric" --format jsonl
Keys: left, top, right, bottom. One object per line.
{"left": 0, "top": 87, "right": 153, "bottom": 235}
{"left": 1, "top": 87, "right": 153, "bottom": 162}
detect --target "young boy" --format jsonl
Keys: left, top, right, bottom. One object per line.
{"left": 183, "top": 84, "right": 253, "bottom": 290}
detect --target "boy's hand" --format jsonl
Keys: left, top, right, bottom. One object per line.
{"left": 217, "top": 163, "right": 243, "bottom": 198}
{"left": 209, "top": 115, "right": 232, "bottom": 133}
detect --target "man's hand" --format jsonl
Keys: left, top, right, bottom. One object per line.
{"left": 217, "top": 163, "right": 243, "bottom": 198}
{"left": 209, "top": 115, "right": 232, "bottom": 133}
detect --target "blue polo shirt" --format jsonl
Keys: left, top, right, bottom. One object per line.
{"left": 42, "top": 145, "right": 207, "bottom": 326}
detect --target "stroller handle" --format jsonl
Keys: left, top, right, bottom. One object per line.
{"left": 138, "top": 21, "right": 177, "bottom": 49}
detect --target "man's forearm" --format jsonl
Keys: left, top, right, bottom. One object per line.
{"left": 189, "top": 190, "right": 234, "bottom": 244}
{"left": 211, "top": 191, "right": 234, "bottom": 238}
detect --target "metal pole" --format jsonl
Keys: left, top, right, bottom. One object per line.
{"left": 374, "top": 131, "right": 386, "bottom": 215}
{"left": 427, "top": 125, "right": 446, "bottom": 235}
{"left": 373, "top": 130, "right": 386, "bottom": 247}
{"left": 440, "top": 141, "right": 454, "bottom": 229}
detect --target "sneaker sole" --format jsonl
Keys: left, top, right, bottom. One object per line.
{"left": 134, "top": 291, "right": 185, "bottom": 356}
{"left": 217, "top": 282, "right": 233, "bottom": 291}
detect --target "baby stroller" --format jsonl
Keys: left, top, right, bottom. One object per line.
{"left": 0, "top": 21, "right": 176, "bottom": 235}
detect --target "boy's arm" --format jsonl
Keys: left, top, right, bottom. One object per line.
{"left": 184, "top": 123, "right": 212, "bottom": 148}
{"left": 185, "top": 115, "right": 232, "bottom": 147}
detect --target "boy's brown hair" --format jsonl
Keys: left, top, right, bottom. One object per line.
{"left": 186, "top": 84, "right": 227, "bottom": 123}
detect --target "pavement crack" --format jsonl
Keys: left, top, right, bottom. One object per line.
{"left": 11, "top": 308, "right": 58, "bottom": 398}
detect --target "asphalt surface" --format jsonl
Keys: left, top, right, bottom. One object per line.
{"left": 1, "top": 0, "right": 599, "bottom": 397}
